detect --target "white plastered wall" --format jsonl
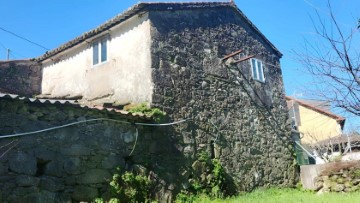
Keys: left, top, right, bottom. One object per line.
{"left": 41, "top": 13, "right": 153, "bottom": 105}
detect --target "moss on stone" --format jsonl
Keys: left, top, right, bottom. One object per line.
{"left": 127, "top": 103, "right": 166, "bottom": 123}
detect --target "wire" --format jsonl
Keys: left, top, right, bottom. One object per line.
{"left": 136, "top": 119, "right": 188, "bottom": 126}
{"left": 0, "top": 26, "right": 49, "bottom": 51}
{"left": 128, "top": 126, "right": 138, "bottom": 156}
{"left": 0, "top": 118, "right": 188, "bottom": 157}
{"left": 0, "top": 40, "right": 27, "bottom": 59}
{"left": 0, "top": 140, "right": 19, "bottom": 159}
{"left": 0, "top": 118, "right": 189, "bottom": 139}
{"left": 0, "top": 139, "right": 17, "bottom": 149}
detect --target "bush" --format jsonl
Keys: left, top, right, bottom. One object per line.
{"left": 176, "top": 151, "right": 228, "bottom": 202}
{"left": 127, "top": 103, "right": 166, "bottom": 123}
{"left": 95, "top": 167, "right": 155, "bottom": 203}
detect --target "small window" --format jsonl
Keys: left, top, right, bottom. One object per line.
{"left": 101, "top": 38, "right": 107, "bottom": 62}
{"left": 92, "top": 38, "right": 108, "bottom": 65}
{"left": 250, "top": 58, "right": 265, "bottom": 82}
{"left": 93, "top": 43, "right": 99, "bottom": 65}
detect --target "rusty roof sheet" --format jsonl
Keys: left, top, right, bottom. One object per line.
{"left": 36, "top": 1, "right": 281, "bottom": 62}
{"left": 0, "top": 93, "right": 150, "bottom": 120}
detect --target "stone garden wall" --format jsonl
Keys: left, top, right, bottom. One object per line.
{"left": 302, "top": 161, "right": 360, "bottom": 193}
{"left": 0, "top": 60, "right": 41, "bottom": 96}
{"left": 315, "top": 163, "right": 360, "bottom": 192}
{"left": 149, "top": 7, "right": 297, "bottom": 191}
{"left": 0, "top": 97, "right": 185, "bottom": 202}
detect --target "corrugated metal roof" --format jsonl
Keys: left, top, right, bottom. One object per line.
{"left": 0, "top": 93, "right": 77, "bottom": 104}
{"left": 0, "top": 93, "right": 150, "bottom": 119}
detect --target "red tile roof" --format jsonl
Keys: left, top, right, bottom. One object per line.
{"left": 286, "top": 96, "right": 345, "bottom": 122}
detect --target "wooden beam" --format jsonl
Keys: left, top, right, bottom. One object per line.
{"left": 232, "top": 55, "right": 255, "bottom": 64}
{"left": 221, "top": 49, "right": 243, "bottom": 61}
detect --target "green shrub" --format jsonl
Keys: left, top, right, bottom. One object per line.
{"left": 175, "top": 190, "right": 196, "bottom": 203}
{"left": 110, "top": 169, "right": 153, "bottom": 203}
{"left": 354, "top": 169, "right": 360, "bottom": 178}
{"left": 127, "top": 103, "right": 166, "bottom": 123}
{"left": 198, "top": 151, "right": 211, "bottom": 162}
{"left": 94, "top": 167, "right": 155, "bottom": 203}
{"left": 176, "top": 152, "right": 227, "bottom": 202}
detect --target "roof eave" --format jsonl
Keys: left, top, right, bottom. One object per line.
{"left": 36, "top": 2, "right": 282, "bottom": 62}
{"left": 36, "top": 3, "right": 147, "bottom": 62}
{"left": 229, "top": 4, "right": 282, "bottom": 58}
{"left": 286, "top": 96, "right": 345, "bottom": 122}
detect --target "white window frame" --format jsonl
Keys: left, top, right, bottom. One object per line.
{"left": 92, "top": 37, "right": 108, "bottom": 66}
{"left": 250, "top": 58, "right": 265, "bottom": 82}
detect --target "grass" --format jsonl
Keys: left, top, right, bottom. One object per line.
{"left": 191, "top": 188, "right": 360, "bottom": 203}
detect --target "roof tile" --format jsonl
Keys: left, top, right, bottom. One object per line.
{"left": 36, "top": 1, "right": 281, "bottom": 62}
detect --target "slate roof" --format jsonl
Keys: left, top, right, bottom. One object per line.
{"left": 36, "top": 1, "right": 282, "bottom": 62}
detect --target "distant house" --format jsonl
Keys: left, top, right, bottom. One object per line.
{"left": 0, "top": 2, "right": 297, "bottom": 200}
{"left": 286, "top": 96, "right": 346, "bottom": 144}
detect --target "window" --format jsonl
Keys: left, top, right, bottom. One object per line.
{"left": 92, "top": 38, "right": 108, "bottom": 65}
{"left": 250, "top": 58, "right": 265, "bottom": 82}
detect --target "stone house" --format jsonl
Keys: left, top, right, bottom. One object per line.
{"left": 286, "top": 96, "right": 346, "bottom": 144}
{"left": 0, "top": 1, "right": 297, "bottom": 202}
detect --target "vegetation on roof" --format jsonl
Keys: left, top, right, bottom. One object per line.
{"left": 127, "top": 103, "right": 166, "bottom": 123}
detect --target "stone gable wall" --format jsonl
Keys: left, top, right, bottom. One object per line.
{"left": 0, "top": 7, "right": 298, "bottom": 202}
{"left": 149, "top": 7, "right": 297, "bottom": 191}
{"left": 0, "top": 60, "right": 41, "bottom": 96}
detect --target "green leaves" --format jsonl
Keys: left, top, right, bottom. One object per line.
{"left": 127, "top": 103, "right": 166, "bottom": 123}
{"left": 176, "top": 152, "right": 227, "bottom": 202}
{"left": 102, "top": 167, "right": 154, "bottom": 203}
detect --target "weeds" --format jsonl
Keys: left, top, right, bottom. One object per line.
{"left": 127, "top": 103, "right": 166, "bottom": 123}
{"left": 94, "top": 167, "right": 155, "bottom": 203}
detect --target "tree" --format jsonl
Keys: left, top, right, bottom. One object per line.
{"left": 296, "top": 1, "right": 360, "bottom": 116}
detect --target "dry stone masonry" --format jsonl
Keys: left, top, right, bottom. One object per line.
{"left": 0, "top": 2, "right": 298, "bottom": 202}
{"left": 149, "top": 6, "right": 297, "bottom": 191}
{"left": 314, "top": 161, "right": 360, "bottom": 193}
{"left": 0, "top": 98, "right": 182, "bottom": 202}
{"left": 0, "top": 60, "right": 41, "bottom": 96}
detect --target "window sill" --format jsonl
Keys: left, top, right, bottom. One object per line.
{"left": 253, "top": 78, "right": 266, "bottom": 84}
{"left": 92, "top": 60, "right": 108, "bottom": 69}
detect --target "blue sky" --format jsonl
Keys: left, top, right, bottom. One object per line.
{"left": 0, "top": 0, "right": 359, "bottom": 131}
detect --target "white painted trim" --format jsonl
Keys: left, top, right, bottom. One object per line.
{"left": 250, "top": 58, "right": 265, "bottom": 83}
{"left": 92, "top": 37, "right": 109, "bottom": 66}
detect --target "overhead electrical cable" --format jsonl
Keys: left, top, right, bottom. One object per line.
{"left": 0, "top": 26, "right": 49, "bottom": 51}
{"left": 0, "top": 118, "right": 189, "bottom": 139}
